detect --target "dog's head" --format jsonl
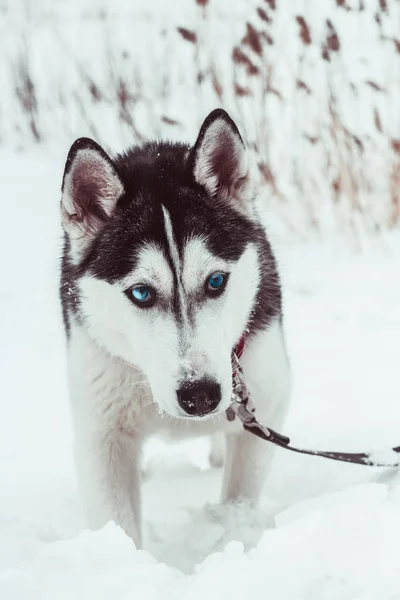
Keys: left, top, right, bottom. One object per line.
{"left": 61, "top": 109, "right": 273, "bottom": 419}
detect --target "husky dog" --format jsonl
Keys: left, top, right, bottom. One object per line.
{"left": 60, "top": 109, "right": 290, "bottom": 547}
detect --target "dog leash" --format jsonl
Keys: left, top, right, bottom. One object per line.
{"left": 229, "top": 350, "right": 400, "bottom": 468}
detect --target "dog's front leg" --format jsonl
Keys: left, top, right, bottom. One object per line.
{"left": 68, "top": 331, "right": 144, "bottom": 546}
{"left": 74, "top": 421, "right": 142, "bottom": 547}
{"left": 222, "top": 429, "right": 279, "bottom": 505}
{"left": 221, "top": 320, "right": 291, "bottom": 505}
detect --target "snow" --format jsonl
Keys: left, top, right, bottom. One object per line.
{"left": 1, "top": 148, "right": 400, "bottom": 598}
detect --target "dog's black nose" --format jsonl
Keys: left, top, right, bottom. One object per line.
{"left": 177, "top": 381, "right": 221, "bottom": 416}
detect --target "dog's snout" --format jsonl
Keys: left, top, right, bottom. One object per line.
{"left": 177, "top": 380, "right": 221, "bottom": 416}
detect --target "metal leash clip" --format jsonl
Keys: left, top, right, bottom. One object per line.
{"left": 230, "top": 352, "right": 253, "bottom": 421}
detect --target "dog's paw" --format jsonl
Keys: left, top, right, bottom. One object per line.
{"left": 201, "top": 501, "right": 275, "bottom": 551}
{"left": 150, "top": 500, "right": 274, "bottom": 572}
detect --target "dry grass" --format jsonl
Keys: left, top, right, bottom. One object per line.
{"left": 173, "top": 0, "right": 400, "bottom": 238}
{"left": 2, "top": 0, "right": 399, "bottom": 238}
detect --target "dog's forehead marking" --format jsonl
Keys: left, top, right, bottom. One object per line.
{"left": 118, "top": 213, "right": 231, "bottom": 315}
{"left": 119, "top": 243, "right": 173, "bottom": 293}
{"left": 162, "top": 206, "right": 190, "bottom": 331}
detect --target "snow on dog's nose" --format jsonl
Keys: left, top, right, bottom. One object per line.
{"left": 176, "top": 380, "right": 221, "bottom": 417}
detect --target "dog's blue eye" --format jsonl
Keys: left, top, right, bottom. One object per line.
{"left": 206, "top": 273, "right": 227, "bottom": 296}
{"left": 128, "top": 285, "right": 156, "bottom": 308}
{"left": 209, "top": 274, "right": 224, "bottom": 289}
{"left": 133, "top": 287, "right": 149, "bottom": 301}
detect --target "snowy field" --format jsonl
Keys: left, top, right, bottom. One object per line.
{"left": 1, "top": 149, "right": 400, "bottom": 598}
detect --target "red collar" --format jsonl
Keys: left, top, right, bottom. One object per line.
{"left": 233, "top": 334, "right": 247, "bottom": 360}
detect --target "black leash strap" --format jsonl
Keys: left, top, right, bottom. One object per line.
{"left": 230, "top": 353, "right": 400, "bottom": 468}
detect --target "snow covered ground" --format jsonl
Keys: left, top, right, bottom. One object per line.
{"left": 0, "top": 149, "right": 400, "bottom": 598}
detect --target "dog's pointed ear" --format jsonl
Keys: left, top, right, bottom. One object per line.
{"left": 188, "top": 109, "right": 253, "bottom": 209}
{"left": 61, "top": 138, "right": 124, "bottom": 244}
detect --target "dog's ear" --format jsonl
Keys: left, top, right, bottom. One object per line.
{"left": 188, "top": 109, "right": 253, "bottom": 209}
{"left": 61, "top": 138, "right": 124, "bottom": 246}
